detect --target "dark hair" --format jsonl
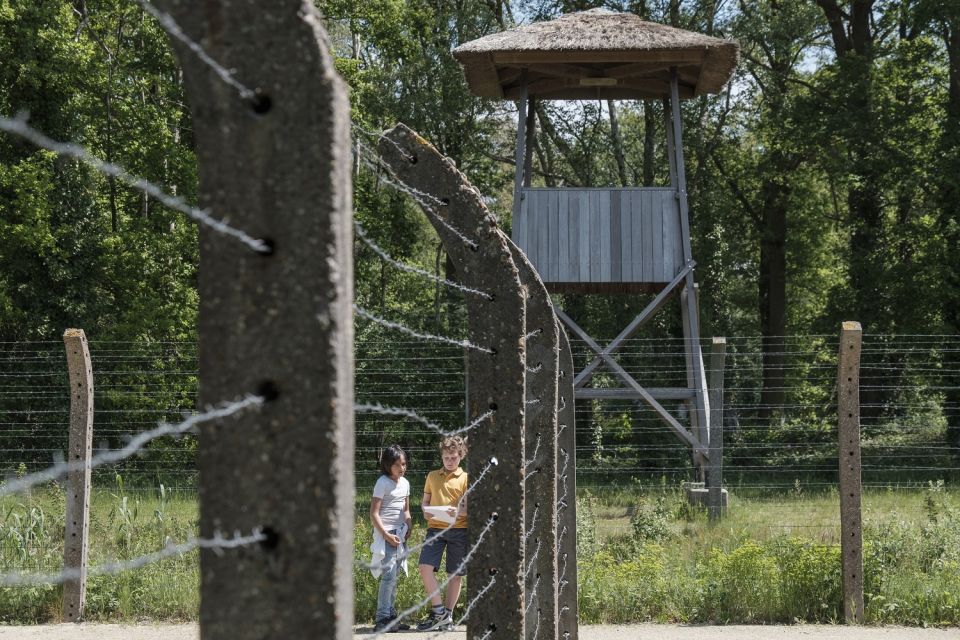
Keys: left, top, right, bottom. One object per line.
{"left": 379, "top": 444, "right": 407, "bottom": 477}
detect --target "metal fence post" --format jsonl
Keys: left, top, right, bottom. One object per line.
{"left": 706, "top": 337, "right": 726, "bottom": 520}
{"left": 379, "top": 123, "right": 527, "bottom": 639}
{"left": 62, "top": 328, "right": 93, "bottom": 622}
{"left": 838, "top": 321, "right": 864, "bottom": 623}
{"left": 157, "top": 2, "right": 355, "bottom": 638}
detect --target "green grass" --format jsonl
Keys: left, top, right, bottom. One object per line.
{"left": 576, "top": 482, "right": 960, "bottom": 625}
{"left": 2, "top": 479, "right": 959, "bottom": 625}
{"left": 0, "top": 481, "right": 198, "bottom": 623}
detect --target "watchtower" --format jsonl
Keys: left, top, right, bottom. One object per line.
{"left": 454, "top": 10, "right": 738, "bottom": 478}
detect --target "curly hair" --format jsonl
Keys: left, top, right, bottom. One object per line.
{"left": 438, "top": 435, "right": 467, "bottom": 458}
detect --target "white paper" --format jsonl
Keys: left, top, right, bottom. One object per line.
{"left": 423, "top": 505, "right": 457, "bottom": 525}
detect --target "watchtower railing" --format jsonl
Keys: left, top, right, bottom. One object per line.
{"left": 512, "top": 186, "right": 684, "bottom": 293}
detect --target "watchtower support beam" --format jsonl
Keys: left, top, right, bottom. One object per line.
{"left": 668, "top": 69, "right": 710, "bottom": 470}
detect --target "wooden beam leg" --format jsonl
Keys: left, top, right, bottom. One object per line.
{"left": 571, "top": 263, "right": 694, "bottom": 388}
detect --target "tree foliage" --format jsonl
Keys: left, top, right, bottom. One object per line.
{"left": 2, "top": 0, "right": 959, "bottom": 475}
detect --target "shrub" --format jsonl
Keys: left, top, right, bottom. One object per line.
{"left": 770, "top": 536, "right": 841, "bottom": 621}
{"left": 578, "top": 544, "right": 668, "bottom": 623}
{"left": 629, "top": 496, "right": 672, "bottom": 543}
{"left": 697, "top": 542, "right": 781, "bottom": 622}
{"left": 576, "top": 491, "right": 599, "bottom": 558}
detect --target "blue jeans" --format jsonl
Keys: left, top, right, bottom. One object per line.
{"left": 376, "top": 531, "right": 402, "bottom": 622}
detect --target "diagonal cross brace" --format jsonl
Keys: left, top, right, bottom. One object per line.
{"left": 573, "top": 262, "right": 695, "bottom": 389}
{"left": 556, "top": 308, "right": 707, "bottom": 457}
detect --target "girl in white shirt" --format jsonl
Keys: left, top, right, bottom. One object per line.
{"left": 370, "top": 445, "right": 412, "bottom": 631}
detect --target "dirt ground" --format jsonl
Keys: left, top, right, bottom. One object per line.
{"left": 2, "top": 624, "right": 958, "bottom": 639}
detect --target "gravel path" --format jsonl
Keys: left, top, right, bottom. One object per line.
{"left": 3, "top": 624, "right": 958, "bottom": 639}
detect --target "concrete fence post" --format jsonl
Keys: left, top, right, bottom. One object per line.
{"left": 62, "top": 328, "right": 93, "bottom": 623}
{"left": 379, "top": 123, "right": 527, "bottom": 639}
{"left": 706, "top": 337, "right": 726, "bottom": 520}
{"left": 838, "top": 321, "right": 864, "bottom": 623}
{"left": 508, "top": 242, "right": 560, "bottom": 640}
{"left": 157, "top": 2, "right": 355, "bottom": 638}
{"left": 556, "top": 325, "right": 578, "bottom": 640}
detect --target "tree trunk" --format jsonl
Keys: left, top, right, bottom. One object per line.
{"left": 814, "top": 1, "right": 885, "bottom": 418}
{"left": 937, "top": 15, "right": 960, "bottom": 453}
{"left": 536, "top": 102, "right": 588, "bottom": 186}
{"left": 607, "top": 100, "right": 629, "bottom": 187}
{"left": 758, "top": 164, "right": 789, "bottom": 420}
{"left": 642, "top": 100, "right": 656, "bottom": 186}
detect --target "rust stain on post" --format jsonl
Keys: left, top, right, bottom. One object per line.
{"left": 62, "top": 328, "right": 93, "bottom": 622}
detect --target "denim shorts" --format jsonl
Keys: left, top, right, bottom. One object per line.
{"left": 418, "top": 527, "right": 468, "bottom": 576}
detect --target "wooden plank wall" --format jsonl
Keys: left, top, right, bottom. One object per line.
{"left": 514, "top": 187, "right": 682, "bottom": 286}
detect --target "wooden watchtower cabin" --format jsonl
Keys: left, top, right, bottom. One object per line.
{"left": 454, "top": 10, "right": 739, "bottom": 480}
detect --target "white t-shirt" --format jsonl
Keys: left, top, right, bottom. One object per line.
{"left": 373, "top": 475, "right": 410, "bottom": 530}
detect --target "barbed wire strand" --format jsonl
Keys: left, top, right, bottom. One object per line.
{"left": 0, "top": 395, "right": 263, "bottom": 497}
{"left": 0, "top": 529, "right": 265, "bottom": 586}
{"left": 356, "top": 146, "right": 479, "bottom": 251}
{"left": 354, "top": 306, "right": 493, "bottom": 354}
{"left": 134, "top": 0, "right": 256, "bottom": 101}
{"left": 354, "top": 403, "right": 493, "bottom": 438}
{"left": 0, "top": 115, "right": 270, "bottom": 254}
{"left": 354, "top": 221, "right": 492, "bottom": 300}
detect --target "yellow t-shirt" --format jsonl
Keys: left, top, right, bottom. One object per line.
{"left": 423, "top": 467, "right": 468, "bottom": 529}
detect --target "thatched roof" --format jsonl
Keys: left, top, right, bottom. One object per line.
{"left": 453, "top": 9, "right": 739, "bottom": 100}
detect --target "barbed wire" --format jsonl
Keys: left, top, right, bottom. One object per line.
{"left": 354, "top": 221, "right": 492, "bottom": 300}
{"left": 0, "top": 115, "right": 270, "bottom": 254}
{"left": 0, "top": 395, "right": 262, "bottom": 497}
{"left": 354, "top": 403, "right": 493, "bottom": 438}
{"left": 0, "top": 529, "right": 264, "bottom": 586}
{"left": 370, "top": 514, "right": 497, "bottom": 637}
{"left": 134, "top": 0, "right": 257, "bottom": 101}
{"left": 354, "top": 306, "right": 493, "bottom": 354}
{"left": 355, "top": 142, "right": 480, "bottom": 251}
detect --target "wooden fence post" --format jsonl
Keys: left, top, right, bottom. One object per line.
{"left": 62, "top": 328, "right": 93, "bottom": 623}
{"left": 556, "top": 325, "right": 578, "bottom": 640}
{"left": 158, "top": 3, "right": 355, "bottom": 638}
{"left": 379, "top": 123, "right": 527, "bottom": 639}
{"left": 838, "top": 321, "right": 864, "bottom": 623}
{"left": 706, "top": 337, "right": 726, "bottom": 520}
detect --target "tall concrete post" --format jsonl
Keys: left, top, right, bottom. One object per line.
{"left": 379, "top": 124, "right": 527, "bottom": 640}
{"left": 556, "top": 325, "right": 578, "bottom": 640}
{"left": 62, "top": 328, "right": 93, "bottom": 622}
{"left": 508, "top": 243, "right": 559, "bottom": 640}
{"left": 156, "top": 2, "right": 354, "bottom": 638}
{"left": 838, "top": 321, "right": 864, "bottom": 623}
{"left": 706, "top": 337, "right": 726, "bottom": 520}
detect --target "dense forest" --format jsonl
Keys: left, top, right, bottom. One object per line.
{"left": 2, "top": 0, "right": 959, "bottom": 485}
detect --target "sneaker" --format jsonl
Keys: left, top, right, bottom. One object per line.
{"left": 373, "top": 617, "right": 410, "bottom": 633}
{"left": 416, "top": 607, "right": 453, "bottom": 631}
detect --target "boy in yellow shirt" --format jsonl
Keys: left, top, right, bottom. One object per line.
{"left": 416, "top": 435, "right": 468, "bottom": 631}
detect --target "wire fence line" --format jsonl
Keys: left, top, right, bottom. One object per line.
{"left": 0, "top": 529, "right": 265, "bottom": 587}
{"left": 3, "top": 6, "right": 958, "bottom": 611}
{"left": 2, "top": 334, "right": 959, "bottom": 497}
